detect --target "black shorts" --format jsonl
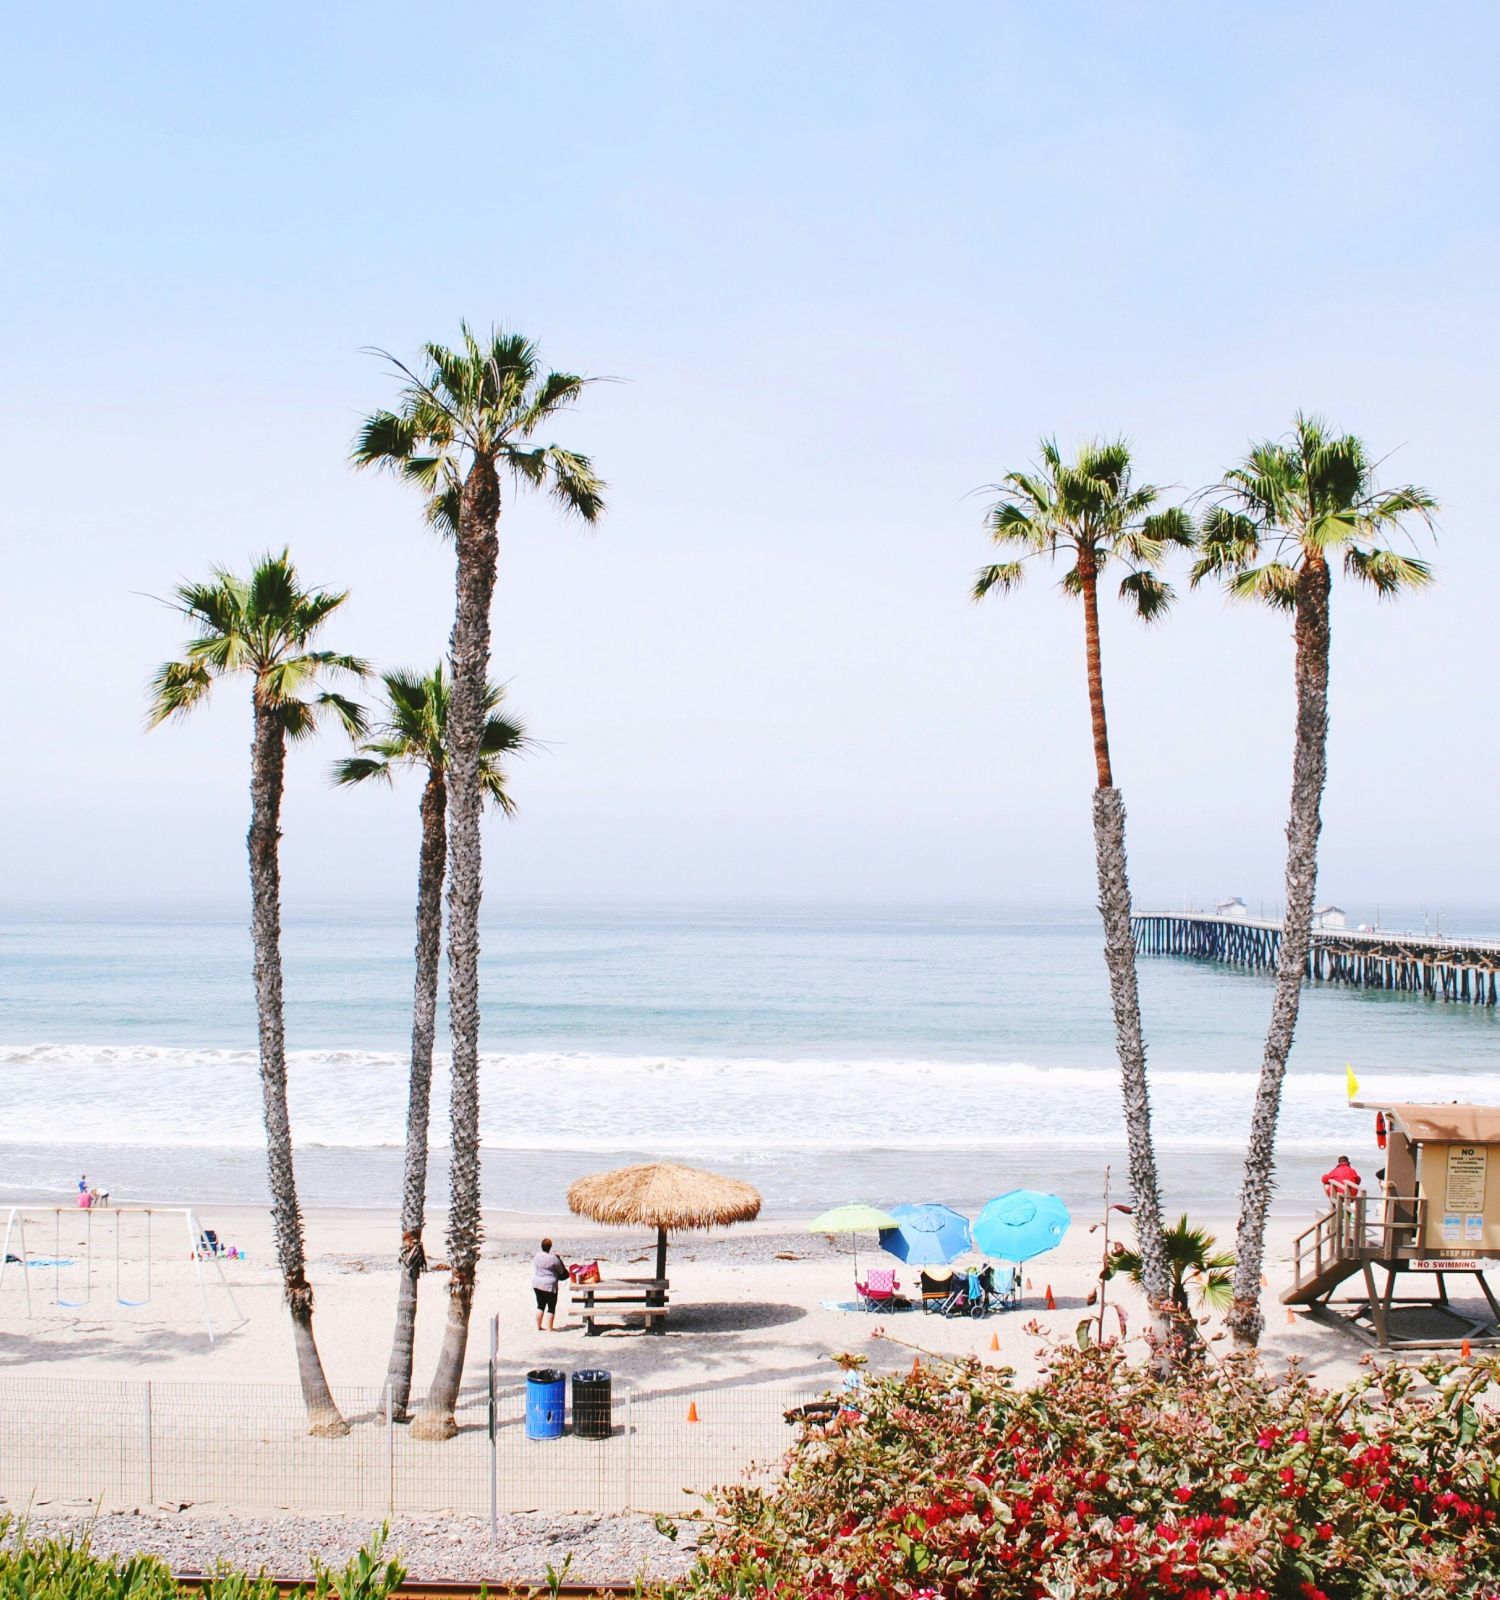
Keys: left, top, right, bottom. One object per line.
{"left": 534, "top": 1286, "right": 559, "bottom": 1313}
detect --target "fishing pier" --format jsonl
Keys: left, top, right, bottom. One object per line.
{"left": 1132, "top": 911, "right": 1500, "bottom": 1007}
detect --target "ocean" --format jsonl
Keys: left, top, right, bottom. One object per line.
{"left": 3, "top": 900, "right": 1497, "bottom": 1218}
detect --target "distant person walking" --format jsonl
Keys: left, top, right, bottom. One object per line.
{"left": 531, "top": 1238, "right": 569, "bottom": 1332}
{"left": 1322, "top": 1154, "right": 1362, "bottom": 1200}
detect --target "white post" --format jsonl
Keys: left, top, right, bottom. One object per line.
{"left": 184, "top": 1208, "right": 216, "bottom": 1344}
{"left": 143, "top": 1382, "right": 155, "bottom": 1505}
{"left": 386, "top": 1382, "right": 396, "bottom": 1516}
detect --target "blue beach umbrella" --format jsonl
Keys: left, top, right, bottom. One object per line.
{"left": 879, "top": 1202, "right": 972, "bottom": 1266}
{"left": 973, "top": 1190, "right": 1071, "bottom": 1263}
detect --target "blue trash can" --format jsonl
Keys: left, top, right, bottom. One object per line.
{"left": 525, "top": 1368, "right": 566, "bottom": 1440}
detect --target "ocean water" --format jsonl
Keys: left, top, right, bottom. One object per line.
{"left": 3, "top": 900, "right": 1498, "bottom": 1217}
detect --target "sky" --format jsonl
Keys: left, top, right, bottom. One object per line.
{"left": 2, "top": 3, "right": 1497, "bottom": 913}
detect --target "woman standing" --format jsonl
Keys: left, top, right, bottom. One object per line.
{"left": 531, "top": 1237, "right": 569, "bottom": 1332}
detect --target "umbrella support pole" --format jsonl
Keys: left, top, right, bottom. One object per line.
{"left": 653, "top": 1226, "right": 667, "bottom": 1334}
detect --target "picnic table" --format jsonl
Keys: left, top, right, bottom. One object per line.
{"left": 570, "top": 1275, "right": 670, "bottom": 1335}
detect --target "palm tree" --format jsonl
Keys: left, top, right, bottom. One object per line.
{"left": 353, "top": 324, "right": 604, "bottom": 1438}
{"left": 1107, "top": 1215, "right": 1234, "bottom": 1342}
{"left": 1192, "top": 413, "right": 1437, "bottom": 1350}
{"left": 148, "top": 551, "right": 366, "bottom": 1435}
{"left": 976, "top": 438, "right": 1193, "bottom": 1339}
{"left": 333, "top": 667, "right": 528, "bottom": 1420}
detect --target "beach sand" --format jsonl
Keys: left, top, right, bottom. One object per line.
{"left": 2, "top": 1201, "right": 1383, "bottom": 1393}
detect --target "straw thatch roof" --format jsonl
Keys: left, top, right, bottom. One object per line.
{"left": 566, "top": 1162, "right": 762, "bottom": 1232}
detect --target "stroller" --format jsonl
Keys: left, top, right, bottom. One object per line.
{"left": 939, "top": 1263, "right": 1018, "bottom": 1318}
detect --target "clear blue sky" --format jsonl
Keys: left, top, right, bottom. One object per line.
{"left": 3, "top": 4, "right": 1496, "bottom": 910}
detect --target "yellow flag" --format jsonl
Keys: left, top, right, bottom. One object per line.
{"left": 1345, "top": 1063, "right": 1360, "bottom": 1101}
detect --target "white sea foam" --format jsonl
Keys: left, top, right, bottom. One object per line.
{"left": 3, "top": 1042, "right": 1492, "bottom": 1157}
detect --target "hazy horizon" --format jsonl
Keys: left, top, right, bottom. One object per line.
{"left": 5, "top": 3, "right": 1496, "bottom": 910}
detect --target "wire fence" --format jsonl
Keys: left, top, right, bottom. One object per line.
{"left": 0, "top": 1371, "right": 828, "bottom": 1523}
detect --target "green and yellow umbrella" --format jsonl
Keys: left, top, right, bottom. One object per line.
{"left": 808, "top": 1203, "right": 901, "bottom": 1277}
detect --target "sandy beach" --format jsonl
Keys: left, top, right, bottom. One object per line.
{"left": 2, "top": 1201, "right": 1385, "bottom": 1394}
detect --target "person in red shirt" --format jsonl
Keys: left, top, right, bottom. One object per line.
{"left": 1322, "top": 1155, "right": 1362, "bottom": 1199}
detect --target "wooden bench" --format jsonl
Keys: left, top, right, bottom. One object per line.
{"left": 570, "top": 1276, "right": 670, "bottom": 1336}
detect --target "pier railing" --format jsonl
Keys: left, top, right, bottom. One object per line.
{"left": 1133, "top": 911, "right": 1500, "bottom": 1006}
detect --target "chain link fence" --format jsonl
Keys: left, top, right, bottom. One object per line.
{"left": 0, "top": 1370, "right": 828, "bottom": 1524}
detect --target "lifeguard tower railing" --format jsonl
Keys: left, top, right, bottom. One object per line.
{"left": 1289, "top": 1192, "right": 1427, "bottom": 1300}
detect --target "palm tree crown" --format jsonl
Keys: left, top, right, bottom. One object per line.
{"left": 1191, "top": 412, "right": 1437, "bottom": 604}
{"left": 975, "top": 437, "right": 1195, "bottom": 619}
{"left": 1111, "top": 1215, "right": 1235, "bottom": 1313}
{"left": 148, "top": 551, "right": 367, "bottom": 735}
{"left": 351, "top": 323, "right": 605, "bottom": 525}
{"left": 333, "top": 666, "right": 528, "bottom": 814}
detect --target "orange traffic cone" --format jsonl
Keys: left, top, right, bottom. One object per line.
{"left": 686, "top": 1401, "right": 700, "bottom": 1422}
{"left": 989, "top": 1330, "right": 1000, "bottom": 1352}
{"left": 1025, "top": 1277, "right": 1033, "bottom": 1290}
{"left": 910, "top": 1356, "right": 922, "bottom": 1377}
{"left": 1045, "top": 1285, "right": 1056, "bottom": 1311}
{"left": 1286, "top": 1308, "right": 1296, "bottom": 1324}
{"left": 1462, "top": 1339, "right": 1472, "bottom": 1360}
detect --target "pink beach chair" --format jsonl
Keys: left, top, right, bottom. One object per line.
{"left": 855, "top": 1266, "right": 900, "bottom": 1311}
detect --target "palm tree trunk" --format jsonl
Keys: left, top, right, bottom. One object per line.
{"left": 1079, "top": 558, "right": 1174, "bottom": 1340}
{"left": 248, "top": 696, "right": 347, "bottom": 1436}
{"left": 383, "top": 768, "right": 446, "bottom": 1420}
{"left": 413, "top": 455, "right": 500, "bottom": 1441}
{"left": 1227, "top": 557, "right": 1331, "bottom": 1350}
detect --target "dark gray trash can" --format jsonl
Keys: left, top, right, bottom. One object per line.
{"left": 571, "top": 1368, "right": 613, "bottom": 1439}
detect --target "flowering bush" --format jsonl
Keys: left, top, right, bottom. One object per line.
{"left": 660, "top": 1345, "right": 1500, "bottom": 1599}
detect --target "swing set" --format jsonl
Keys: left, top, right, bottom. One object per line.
{"left": 0, "top": 1205, "right": 244, "bottom": 1344}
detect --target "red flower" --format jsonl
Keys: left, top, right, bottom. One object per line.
{"left": 1315, "top": 1522, "right": 1333, "bottom": 1540}
{"left": 1283, "top": 1531, "right": 1304, "bottom": 1549}
{"left": 1175, "top": 1486, "right": 1194, "bottom": 1503}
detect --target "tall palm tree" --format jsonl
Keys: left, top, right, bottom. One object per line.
{"left": 148, "top": 551, "right": 366, "bottom": 1435}
{"left": 333, "top": 667, "right": 528, "bottom": 1420}
{"left": 353, "top": 324, "right": 604, "bottom": 1438}
{"left": 1193, "top": 413, "right": 1437, "bottom": 1350}
{"left": 976, "top": 438, "right": 1193, "bottom": 1338}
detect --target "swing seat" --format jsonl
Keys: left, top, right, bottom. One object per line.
{"left": 116, "top": 1296, "right": 150, "bottom": 1308}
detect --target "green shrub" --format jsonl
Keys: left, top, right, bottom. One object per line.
{"left": 0, "top": 1520, "right": 404, "bottom": 1600}
{"left": 659, "top": 1345, "right": 1500, "bottom": 1599}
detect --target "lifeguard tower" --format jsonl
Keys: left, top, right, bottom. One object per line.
{"left": 1283, "top": 1102, "right": 1500, "bottom": 1349}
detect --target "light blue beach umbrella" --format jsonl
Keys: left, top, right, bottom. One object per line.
{"left": 973, "top": 1190, "right": 1071, "bottom": 1263}
{"left": 879, "top": 1202, "right": 971, "bottom": 1266}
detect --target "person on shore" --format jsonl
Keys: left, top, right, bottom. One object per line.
{"left": 532, "top": 1237, "right": 569, "bottom": 1332}
{"left": 1321, "top": 1154, "right": 1362, "bottom": 1200}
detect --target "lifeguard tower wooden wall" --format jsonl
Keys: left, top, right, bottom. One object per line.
{"left": 1283, "top": 1103, "right": 1500, "bottom": 1348}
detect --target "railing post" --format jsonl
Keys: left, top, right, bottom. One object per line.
{"left": 488, "top": 1313, "right": 498, "bottom": 1543}
{"left": 386, "top": 1382, "right": 395, "bottom": 1516}
{"left": 143, "top": 1382, "right": 154, "bottom": 1506}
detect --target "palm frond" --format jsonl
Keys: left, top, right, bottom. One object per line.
{"left": 146, "top": 659, "right": 213, "bottom": 726}
{"left": 1344, "top": 546, "right": 1434, "bottom": 595}
{"left": 316, "top": 692, "right": 368, "bottom": 739}
{"left": 1228, "top": 562, "right": 1300, "bottom": 610}
{"left": 352, "top": 409, "right": 423, "bottom": 470}
{"left": 972, "top": 561, "right": 1026, "bottom": 601}
{"left": 540, "top": 446, "right": 606, "bottom": 523}
{"left": 1119, "top": 569, "right": 1174, "bottom": 622}
{"left": 332, "top": 754, "right": 395, "bottom": 787}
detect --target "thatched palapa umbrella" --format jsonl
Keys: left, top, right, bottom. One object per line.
{"left": 567, "top": 1161, "right": 762, "bottom": 1287}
